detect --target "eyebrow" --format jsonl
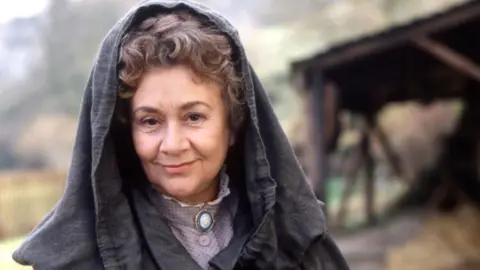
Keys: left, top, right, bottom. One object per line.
{"left": 180, "top": 101, "right": 211, "bottom": 110}
{"left": 133, "top": 101, "right": 211, "bottom": 114}
{"left": 133, "top": 106, "right": 159, "bottom": 115}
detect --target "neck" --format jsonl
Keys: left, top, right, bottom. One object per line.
{"left": 171, "top": 180, "right": 220, "bottom": 206}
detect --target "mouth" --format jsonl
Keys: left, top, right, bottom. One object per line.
{"left": 160, "top": 161, "right": 196, "bottom": 174}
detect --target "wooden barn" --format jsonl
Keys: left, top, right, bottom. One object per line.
{"left": 290, "top": 1, "right": 480, "bottom": 269}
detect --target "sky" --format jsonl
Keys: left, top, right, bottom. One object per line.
{"left": 0, "top": 0, "right": 48, "bottom": 23}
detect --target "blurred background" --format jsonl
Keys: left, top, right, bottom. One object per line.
{"left": 1, "top": 0, "right": 480, "bottom": 269}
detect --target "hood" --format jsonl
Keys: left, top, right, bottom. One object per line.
{"left": 13, "top": 1, "right": 326, "bottom": 269}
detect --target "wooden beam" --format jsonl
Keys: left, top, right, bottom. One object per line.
{"left": 372, "top": 125, "right": 406, "bottom": 181}
{"left": 412, "top": 36, "right": 480, "bottom": 82}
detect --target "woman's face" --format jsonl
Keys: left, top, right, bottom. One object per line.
{"left": 131, "top": 65, "right": 233, "bottom": 204}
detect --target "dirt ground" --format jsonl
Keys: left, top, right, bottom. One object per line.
{"left": 333, "top": 202, "right": 480, "bottom": 270}
{"left": 332, "top": 211, "right": 426, "bottom": 270}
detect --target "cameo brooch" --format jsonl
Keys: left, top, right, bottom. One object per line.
{"left": 195, "top": 210, "right": 215, "bottom": 232}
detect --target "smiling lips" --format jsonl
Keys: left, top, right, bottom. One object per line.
{"left": 161, "top": 161, "right": 196, "bottom": 174}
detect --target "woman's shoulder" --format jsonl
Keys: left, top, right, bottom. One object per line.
{"left": 301, "top": 233, "right": 350, "bottom": 270}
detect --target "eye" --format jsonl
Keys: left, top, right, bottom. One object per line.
{"left": 185, "top": 113, "right": 206, "bottom": 125}
{"left": 189, "top": 113, "right": 202, "bottom": 122}
{"left": 142, "top": 118, "right": 159, "bottom": 126}
{"left": 136, "top": 117, "right": 163, "bottom": 133}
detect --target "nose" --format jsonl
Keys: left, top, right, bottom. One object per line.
{"left": 159, "top": 122, "right": 189, "bottom": 156}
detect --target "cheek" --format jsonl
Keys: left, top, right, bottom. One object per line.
{"left": 191, "top": 123, "right": 231, "bottom": 158}
{"left": 132, "top": 132, "right": 159, "bottom": 161}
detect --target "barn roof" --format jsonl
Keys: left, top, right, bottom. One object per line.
{"left": 291, "top": 0, "right": 480, "bottom": 114}
{"left": 291, "top": 0, "right": 480, "bottom": 73}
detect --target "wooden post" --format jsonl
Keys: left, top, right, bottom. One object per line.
{"left": 364, "top": 117, "right": 377, "bottom": 224}
{"left": 336, "top": 143, "right": 363, "bottom": 227}
{"left": 477, "top": 141, "right": 480, "bottom": 180}
{"left": 358, "top": 128, "right": 376, "bottom": 224}
{"left": 305, "top": 70, "right": 329, "bottom": 214}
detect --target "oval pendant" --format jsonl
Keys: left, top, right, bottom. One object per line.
{"left": 195, "top": 210, "right": 215, "bottom": 232}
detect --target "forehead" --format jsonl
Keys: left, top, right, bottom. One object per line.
{"left": 132, "top": 66, "right": 222, "bottom": 108}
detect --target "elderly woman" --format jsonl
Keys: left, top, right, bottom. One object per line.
{"left": 13, "top": 1, "right": 349, "bottom": 269}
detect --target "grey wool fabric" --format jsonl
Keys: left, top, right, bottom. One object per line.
{"left": 12, "top": 1, "right": 350, "bottom": 269}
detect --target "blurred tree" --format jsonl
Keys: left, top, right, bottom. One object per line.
{"left": 41, "top": 0, "right": 73, "bottom": 114}
{"left": 0, "top": 0, "right": 137, "bottom": 169}
{"left": 40, "top": 0, "right": 136, "bottom": 115}
{"left": 254, "top": 0, "right": 333, "bottom": 25}
{"left": 0, "top": 142, "right": 19, "bottom": 169}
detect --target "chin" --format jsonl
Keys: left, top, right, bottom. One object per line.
{"left": 165, "top": 187, "right": 197, "bottom": 200}
{"left": 155, "top": 180, "right": 198, "bottom": 200}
